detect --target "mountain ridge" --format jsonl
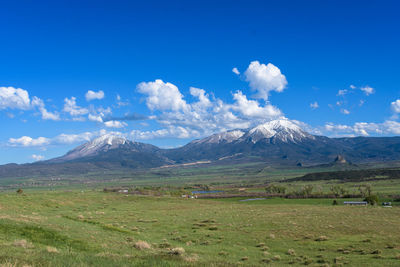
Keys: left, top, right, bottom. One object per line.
{"left": 2, "top": 119, "right": 400, "bottom": 178}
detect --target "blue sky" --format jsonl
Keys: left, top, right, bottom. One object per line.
{"left": 1, "top": 0, "right": 400, "bottom": 164}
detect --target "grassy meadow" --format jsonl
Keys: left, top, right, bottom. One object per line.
{"left": 0, "top": 190, "right": 399, "bottom": 266}
{"left": 1, "top": 163, "right": 400, "bottom": 266}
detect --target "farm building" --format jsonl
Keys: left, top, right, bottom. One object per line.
{"left": 343, "top": 201, "right": 367, "bottom": 206}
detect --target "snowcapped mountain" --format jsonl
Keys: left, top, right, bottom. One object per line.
{"left": 187, "top": 119, "right": 314, "bottom": 146}
{"left": 51, "top": 134, "right": 164, "bottom": 164}
{"left": 4, "top": 119, "right": 400, "bottom": 179}
{"left": 243, "top": 119, "right": 314, "bottom": 143}
{"left": 55, "top": 134, "right": 130, "bottom": 161}
{"left": 190, "top": 130, "right": 245, "bottom": 145}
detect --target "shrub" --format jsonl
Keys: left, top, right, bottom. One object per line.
{"left": 330, "top": 185, "right": 347, "bottom": 197}
{"left": 315, "top": 236, "right": 328, "bottom": 241}
{"left": 364, "top": 194, "right": 379, "bottom": 205}
{"left": 272, "top": 255, "right": 281, "bottom": 261}
{"left": 169, "top": 247, "right": 185, "bottom": 256}
{"left": 332, "top": 200, "right": 338, "bottom": 205}
{"left": 265, "top": 184, "right": 286, "bottom": 194}
{"left": 287, "top": 249, "right": 296, "bottom": 256}
{"left": 16, "top": 188, "right": 23, "bottom": 194}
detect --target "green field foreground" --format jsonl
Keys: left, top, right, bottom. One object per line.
{"left": 0, "top": 191, "right": 399, "bottom": 266}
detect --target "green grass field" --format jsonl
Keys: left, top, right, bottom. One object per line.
{"left": 0, "top": 190, "right": 399, "bottom": 266}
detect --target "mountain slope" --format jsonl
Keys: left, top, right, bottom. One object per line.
{"left": 2, "top": 119, "right": 400, "bottom": 178}
{"left": 164, "top": 119, "right": 400, "bottom": 165}
{"left": 50, "top": 134, "right": 162, "bottom": 163}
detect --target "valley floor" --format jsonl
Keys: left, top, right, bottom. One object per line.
{"left": 0, "top": 190, "right": 399, "bottom": 266}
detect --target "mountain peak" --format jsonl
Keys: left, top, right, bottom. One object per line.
{"left": 246, "top": 119, "right": 313, "bottom": 143}
{"left": 191, "top": 129, "right": 245, "bottom": 145}
{"left": 89, "top": 134, "right": 127, "bottom": 147}
{"left": 55, "top": 134, "right": 130, "bottom": 161}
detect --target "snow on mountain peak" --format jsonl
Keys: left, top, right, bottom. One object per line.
{"left": 61, "top": 134, "right": 129, "bottom": 160}
{"left": 192, "top": 130, "right": 245, "bottom": 145}
{"left": 246, "top": 119, "right": 313, "bottom": 143}
{"left": 90, "top": 134, "right": 127, "bottom": 147}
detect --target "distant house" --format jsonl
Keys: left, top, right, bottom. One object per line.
{"left": 118, "top": 189, "right": 128, "bottom": 193}
{"left": 343, "top": 201, "right": 367, "bottom": 206}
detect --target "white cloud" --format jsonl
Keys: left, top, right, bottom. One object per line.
{"left": 136, "top": 79, "right": 285, "bottom": 139}
{"left": 350, "top": 85, "right": 356, "bottom": 89}
{"left": 88, "top": 114, "right": 103, "bottom": 122}
{"left": 8, "top": 130, "right": 105, "bottom": 148}
{"left": 63, "top": 97, "right": 89, "bottom": 116}
{"left": 360, "top": 86, "right": 374, "bottom": 96}
{"left": 131, "top": 126, "right": 200, "bottom": 140}
{"left": 104, "top": 120, "right": 127, "bottom": 128}
{"left": 341, "top": 109, "right": 350, "bottom": 115}
{"left": 137, "top": 79, "right": 189, "bottom": 112}
{"left": 31, "top": 97, "right": 60, "bottom": 121}
{"left": 324, "top": 120, "right": 400, "bottom": 137}
{"left": 53, "top": 132, "right": 95, "bottom": 144}
{"left": 190, "top": 87, "right": 212, "bottom": 110}
{"left": 232, "top": 67, "right": 240, "bottom": 75}
{"left": 8, "top": 136, "right": 50, "bottom": 147}
{"left": 337, "top": 89, "right": 348, "bottom": 96}
{"left": 85, "top": 90, "right": 104, "bottom": 101}
{"left": 31, "top": 154, "right": 44, "bottom": 161}
{"left": 0, "top": 86, "right": 60, "bottom": 120}
{"left": 0, "top": 86, "right": 31, "bottom": 110}
{"left": 232, "top": 91, "right": 282, "bottom": 118}
{"left": 244, "top": 61, "right": 287, "bottom": 100}
{"left": 310, "top": 102, "right": 319, "bottom": 110}
{"left": 391, "top": 99, "right": 400, "bottom": 113}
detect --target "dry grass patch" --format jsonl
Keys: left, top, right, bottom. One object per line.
{"left": 168, "top": 247, "right": 185, "bottom": 256}
{"left": 134, "top": 240, "right": 151, "bottom": 250}
{"left": 315, "top": 235, "right": 328, "bottom": 241}
{"left": 46, "top": 246, "right": 59, "bottom": 253}
{"left": 272, "top": 255, "right": 281, "bottom": 261}
{"left": 184, "top": 253, "right": 198, "bottom": 262}
{"left": 13, "top": 240, "right": 33, "bottom": 249}
{"left": 287, "top": 248, "right": 296, "bottom": 256}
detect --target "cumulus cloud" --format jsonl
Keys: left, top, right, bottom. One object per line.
{"left": 104, "top": 120, "right": 127, "bottom": 128}
{"left": 8, "top": 130, "right": 105, "bottom": 148}
{"left": 63, "top": 97, "right": 89, "bottom": 116}
{"left": 350, "top": 85, "right": 356, "bottom": 89}
{"left": 391, "top": 99, "right": 400, "bottom": 113}
{"left": 232, "top": 67, "right": 240, "bottom": 75}
{"left": 131, "top": 126, "right": 200, "bottom": 140}
{"left": 53, "top": 132, "right": 95, "bottom": 144}
{"left": 31, "top": 97, "right": 60, "bottom": 121}
{"left": 360, "top": 86, "right": 374, "bottom": 96}
{"left": 136, "top": 79, "right": 285, "bottom": 139}
{"left": 0, "top": 86, "right": 61, "bottom": 120}
{"left": 0, "top": 86, "right": 31, "bottom": 110}
{"left": 85, "top": 90, "right": 104, "bottom": 101}
{"left": 88, "top": 114, "right": 103, "bottom": 122}
{"left": 137, "top": 79, "right": 189, "bottom": 112}
{"left": 8, "top": 136, "right": 50, "bottom": 147}
{"left": 310, "top": 102, "right": 319, "bottom": 110}
{"left": 244, "top": 61, "right": 287, "bottom": 100}
{"left": 324, "top": 120, "right": 400, "bottom": 137}
{"left": 232, "top": 91, "right": 282, "bottom": 118}
{"left": 31, "top": 154, "right": 44, "bottom": 161}
{"left": 337, "top": 89, "right": 348, "bottom": 96}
